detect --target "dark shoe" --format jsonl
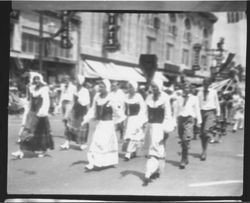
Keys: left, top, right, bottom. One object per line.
{"left": 124, "top": 157, "right": 130, "bottom": 161}
{"left": 200, "top": 153, "right": 206, "bottom": 161}
{"left": 142, "top": 177, "right": 152, "bottom": 186}
{"left": 131, "top": 152, "right": 137, "bottom": 158}
{"left": 232, "top": 129, "right": 236, "bottom": 133}
{"left": 150, "top": 172, "right": 160, "bottom": 179}
{"left": 179, "top": 161, "right": 186, "bottom": 169}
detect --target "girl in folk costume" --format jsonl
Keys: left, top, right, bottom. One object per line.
{"left": 81, "top": 79, "right": 120, "bottom": 170}
{"left": 60, "top": 75, "right": 90, "bottom": 150}
{"left": 12, "top": 73, "right": 54, "bottom": 159}
{"left": 123, "top": 81, "right": 147, "bottom": 161}
{"left": 143, "top": 78, "right": 172, "bottom": 186}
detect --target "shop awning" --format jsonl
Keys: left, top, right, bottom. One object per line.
{"left": 81, "top": 59, "right": 146, "bottom": 82}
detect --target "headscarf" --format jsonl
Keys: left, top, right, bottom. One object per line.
{"left": 151, "top": 78, "right": 163, "bottom": 91}
{"left": 29, "top": 72, "right": 46, "bottom": 85}
{"left": 77, "top": 74, "right": 85, "bottom": 85}
{"left": 102, "top": 79, "right": 111, "bottom": 92}
{"left": 128, "top": 80, "right": 138, "bottom": 90}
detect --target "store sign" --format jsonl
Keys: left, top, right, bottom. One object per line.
{"left": 103, "top": 13, "right": 120, "bottom": 51}
{"left": 192, "top": 43, "right": 201, "bottom": 71}
{"left": 60, "top": 11, "right": 73, "bottom": 49}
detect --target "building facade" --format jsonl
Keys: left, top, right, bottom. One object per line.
{"left": 10, "top": 10, "right": 81, "bottom": 84}
{"left": 78, "top": 12, "right": 217, "bottom": 84}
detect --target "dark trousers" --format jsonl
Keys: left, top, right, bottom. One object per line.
{"left": 178, "top": 116, "right": 194, "bottom": 149}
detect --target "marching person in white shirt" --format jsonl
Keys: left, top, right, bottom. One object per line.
{"left": 143, "top": 78, "right": 172, "bottom": 186}
{"left": 60, "top": 75, "right": 90, "bottom": 150}
{"left": 197, "top": 78, "right": 220, "bottom": 161}
{"left": 123, "top": 80, "right": 147, "bottom": 161}
{"left": 59, "top": 75, "right": 77, "bottom": 149}
{"left": 81, "top": 79, "right": 121, "bottom": 171}
{"left": 176, "top": 83, "right": 202, "bottom": 169}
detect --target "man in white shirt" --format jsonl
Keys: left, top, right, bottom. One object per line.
{"left": 110, "top": 81, "right": 126, "bottom": 140}
{"left": 197, "top": 78, "right": 220, "bottom": 161}
{"left": 176, "top": 83, "right": 202, "bottom": 169}
{"left": 58, "top": 75, "right": 77, "bottom": 124}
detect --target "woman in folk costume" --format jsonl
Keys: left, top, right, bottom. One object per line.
{"left": 81, "top": 79, "right": 120, "bottom": 170}
{"left": 123, "top": 80, "right": 147, "bottom": 161}
{"left": 12, "top": 73, "right": 54, "bottom": 159}
{"left": 143, "top": 78, "right": 172, "bottom": 186}
{"left": 60, "top": 75, "right": 90, "bottom": 150}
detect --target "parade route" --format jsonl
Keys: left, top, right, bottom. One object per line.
{"left": 7, "top": 115, "right": 244, "bottom": 197}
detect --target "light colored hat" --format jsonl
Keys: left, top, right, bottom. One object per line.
{"left": 77, "top": 74, "right": 85, "bottom": 85}
{"left": 102, "top": 79, "right": 111, "bottom": 91}
{"left": 29, "top": 72, "right": 46, "bottom": 85}
{"left": 128, "top": 80, "right": 138, "bottom": 90}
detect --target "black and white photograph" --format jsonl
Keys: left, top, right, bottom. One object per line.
{"left": 6, "top": 0, "right": 247, "bottom": 201}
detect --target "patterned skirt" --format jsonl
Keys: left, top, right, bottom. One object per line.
{"left": 19, "top": 111, "right": 54, "bottom": 152}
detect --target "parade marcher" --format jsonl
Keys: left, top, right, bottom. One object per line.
{"left": 61, "top": 75, "right": 90, "bottom": 150}
{"left": 176, "top": 83, "right": 202, "bottom": 169}
{"left": 11, "top": 73, "right": 54, "bottom": 159}
{"left": 59, "top": 75, "right": 77, "bottom": 149}
{"left": 110, "top": 80, "right": 126, "bottom": 141}
{"left": 143, "top": 78, "right": 172, "bottom": 186}
{"left": 123, "top": 80, "right": 146, "bottom": 161}
{"left": 190, "top": 84, "right": 200, "bottom": 140}
{"left": 197, "top": 78, "right": 220, "bottom": 161}
{"left": 232, "top": 90, "right": 244, "bottom": 132}
{"left": 81, "top": 79, "right": 120, "bottom": 171}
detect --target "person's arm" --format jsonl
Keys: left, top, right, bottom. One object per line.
{"left": 214, "top": 90, "right": 221, "bottom": 117}
{"left": 37, "top": 86, "right": 50, "bottom": 117}
{"left": 164, "top": 94, "right": 172, "bottom": 121}
{"left": 81, "top": 94, "right": 97, "bottom": 125}
{"left": 194, "top": 96, "right": 202, "bottom": 125}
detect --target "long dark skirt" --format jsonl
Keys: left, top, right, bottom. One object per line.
{"left": 65, "top": 102, "right": 88, "bottom": 144}
{"left": 20, "top": 111, "right": 54, "bottom": 152}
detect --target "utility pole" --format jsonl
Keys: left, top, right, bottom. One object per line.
{"left": 39, "top": 12, "right": 44, "bottom": 74}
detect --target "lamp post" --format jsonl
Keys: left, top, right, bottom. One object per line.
{"left": 39, "top": 12, "right": 44, "bottom": 74}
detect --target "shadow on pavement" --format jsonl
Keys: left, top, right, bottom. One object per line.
{"left": 17, "top": 168, "right": 37, "bottom": 175}
{"left": 70, "top": 160, "right": 88, "bottom": 167}
{"left": 165, "top": 159, "right": 180, "bottom": 168}
{"left": 189, "top": 152, "right": 201, "bottom": 159}
{"left": 120, "top": 170, "right": 145, "bottom": 181}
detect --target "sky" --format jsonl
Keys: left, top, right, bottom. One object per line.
{"left": 212, "top": 12, "right": 247, "bottom": 67}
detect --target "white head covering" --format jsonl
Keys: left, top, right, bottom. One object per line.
{"left": 128, "top": 80, "right": 138, "bottom": 90}
{"left": 151, "top": 78, "right": 163, "bottom": 90}
{"left": 102, "top": 79, "right": 111, "bottom": 92}
{"left": 77, "top": 74, "right": 85, "bottom": 85}
{"left": 29, "top": 72, "right": 46, "bottom": 85}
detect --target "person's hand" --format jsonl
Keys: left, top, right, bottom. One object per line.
{"left": 81, "top": 120, "right": 87, "bottom": 126}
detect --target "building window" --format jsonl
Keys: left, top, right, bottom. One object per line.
{"left": 184, "top": 18, "right": 192, "bottom": 43}
{"left": 203, "top": 28, "right": 208, "bottom": 38}
{"left": 22, "top": 33, "right": 39, "bottom": 54}
{"left": 182, "top": 49, "right": 189, "bottom": 66}
{"left": 168, "top": 25, "right": 177, "bottom": 36}
{"left": 22, "top": 33, "right": 72, "bottom": 59}
{"left": 146, "top": 36, "right": 156, "bottom": 54}
{"left": 169, "top": 13, "right": 176, "bottom": 23}
{"left": 201, "top": 55, "right": 207, "bottom": 70}
{"left": 166, "top": 43, "right": 174, "bottom": 61}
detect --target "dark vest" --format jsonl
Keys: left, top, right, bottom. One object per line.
{"left": 147, "top": 105, "right": 165, "bottom": 123}
{"left": 95, "top": 101, "right": 113, "bottom": 121}
{"left": 125, "top": 103, "right": 140, "bottom": 116}
{"left": 30, "top": 96, "right": 43, "bottom": 113}
{"left": 73, "top": 101, "right": 88, "bottom": 119}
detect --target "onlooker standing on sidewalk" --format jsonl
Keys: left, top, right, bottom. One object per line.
{"left": 176, "top": 83, "right": 202, "bottom": 169}
{"left": 197, "top": 78, "right": 220, "bottom": 161}
{"left": 232, "top": 89, "right": 244, "bottom": 132}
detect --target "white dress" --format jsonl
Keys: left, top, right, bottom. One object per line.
{"left": 84, "top": 93, "right": 119, "bottom": 167}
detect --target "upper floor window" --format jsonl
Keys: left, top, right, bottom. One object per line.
{"left": 166, "top": 43, "right": 174, "bottom": 61}
{"left": 182, "top": 49, "right": 190, "bottom": 66}
{"left": 169, "top": 13, "right": 176, "bottom": 23}
{"left": 146, "top": 36, "right": 156, "bottom": 54}
{"left": 184, "top": 18, "right": 192, "bottom": 43}
{"left": 201, "top": 55, "right": 207, "bottom": 70}
{"left": 203, "top": 28, "right": 208, "bottom": 39}
{"left": 184, "top": 18, "right": 191, "bottom": 30}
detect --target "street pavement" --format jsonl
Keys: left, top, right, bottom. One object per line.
{"left": 7, "top": 114, "right": 244, "bottom": 197}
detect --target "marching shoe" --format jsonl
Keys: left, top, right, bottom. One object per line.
{"left": 85, "top": 164, "right": 94, "bottom": 171}
{"left": 60, "top": 142, "right": 69, "bottom": 150}
{"left": 200, "top": 153, "right": 207, "bottom": 161}
{"left": 80, "top": 144, "right": 88, "bottom": 150}
{"left": 11, "top": 151, "right": 24, "bottom": 159}
{"left": 142, "top": 177, "right": 152, "bottom": 186}
{"left": 150, "top": 172, "right": 160, "bottom": 179}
